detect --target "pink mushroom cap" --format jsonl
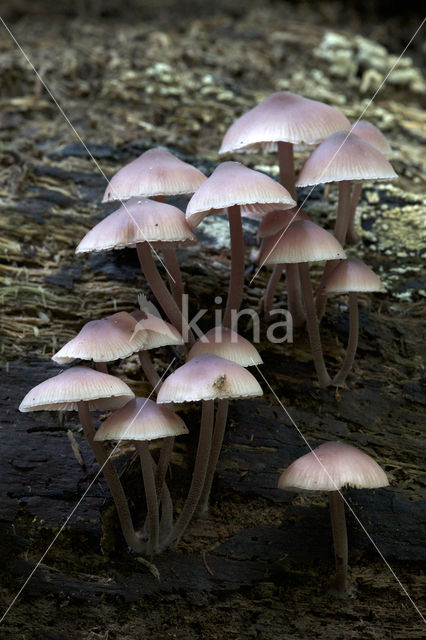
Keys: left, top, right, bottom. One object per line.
{"left": 322, "top": 258, "right": 385, "bottom": 294}
{"left": 219, "top": 91, "right": 351, "bottom": 153}
{"left": 187, "top": 327, "right": 262, "bottom": 367}
{"left": 278, "top": 441, "right": 389, "bottom": 492}
{"left": 352, "top": 120, "right": 391, "bottom": 156}
{"left": 259, "top": 219, "right": 346, "bottom": 265}
{"left": 186, "top": 161, "right": 296, "bottom": 228}
{"left": 157, "top": 354, "right": 263, "bottom": 403}
{"left": 19, "top": 366, "right": 135, "bottom": 412}
{"left": 296, "top": 131, "right": 397, "bottom": 186}
{"left": 102, "top": 148, "right": 206, "bottom": 202}
{"left": 94, "top": 397, "right": 188, "bottom": 442}
{"left": 76, "top": 197, "right": 197, "bottom": 254}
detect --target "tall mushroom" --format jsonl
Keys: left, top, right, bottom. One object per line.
{"left": 186, "top": 161, "right": 295, "bottom": 328}
{"left": 278, "top": 441, "right": 389, "bottom": 593}
{"left": 186, "top": 327, "right": 262, "bottom": 513}
{"left": 19, "top": 367, "right": 143, "bottom": 551}
{"left": 157, "top": 354, "right": 263, "bottom": 544}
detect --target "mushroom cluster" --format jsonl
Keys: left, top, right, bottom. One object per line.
{"left": 20, "top": 90, "right": 393, "bottom": 586}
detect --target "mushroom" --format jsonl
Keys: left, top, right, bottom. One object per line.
{"left": 296, "top": 131, "right": 396, "bottom": 319}
{"left": 278, "top": 441, "right": 389, "bottom": 593}
{"left": 186, "top": 327, "right": 262, "bottom": 513}
{"left": 296, "top": 130, "right": 397, "bottom": 247}
{"left": 19, "top": 367, "right": 143, "bottom": 552}
{"left": 259, "top": 219, "right": 346, "bottom": 387}
{"left": 102, "top": 148, "right": 207, "bottom": 307}
{"left": 186, "top": 161, "right": 295, "bottom": 328}
{"left": 157, "top": 354, "right": 263, "bottom": 544}
{"left": 94, "top": 397, "right": 188, "bottom": 554}
{"left": 52, "top": 311, "right": 147, "bottom": 374}
{"left": 321, "top": 258, "right": 385, "bottom": 385}
{"left": 76, "top": 197, "right": 196, "bottom": 344}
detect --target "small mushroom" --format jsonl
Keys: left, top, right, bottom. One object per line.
{"left": 259, "top": 220, "right": 346, "bottom": 387}
{"left": 321, "top": 258, "right": 385, "bottom": 385}
{"left": 278, "top": 441, "right": 389, "bottom": 593}
{"left": 95, "top": 397, "right": 188, "bottom": 554}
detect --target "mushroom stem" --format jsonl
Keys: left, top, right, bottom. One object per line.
{"left": 329, "top": 490, "right": 348, "bottom": 593}
{"left": 223, "top": 205, "right": 245, "bottom": 329}
{"left": 197, "top": 398, "right": 229, "bottom": 515}
{"left": 77, "top": 401, "right": 143, "bottom": 552}
{"left": 95, "top": 362, "right": 108, "bottom": 374}
{"left": 138, "top": 350, "right": 161, "bottom": 389}
{"left": 162, "top": 244, "right": 185, "bottom": 310}
{"left": 159, "top": 480, "right": 174, "bottom": 546}
{"left": 333, "top": 180, "right": 352, "bottom": 246}
{"left": 333, "top": 292, "right": 359, "bottom": 385}
{"left": 153, "top": 194, "right": 185, "bottom": 309}
{"left": 285, "top": 263, "right": 306, "bottom": 327}
{"left": 136, "top": 242, "right": 194, "bottom": 345}
{"left": 298, "top": 262, "right": 331, "bottom": 387}
{"left": 155, "top": 436, "right": 175, "bottom": 501}
{"left": 135, "top": 441, "right": 160, "bottom": 556}
{"left": 264, "top": 264, "right": 283, "bottom": 315}
{"left": 167, "top": 399, "right": 214, "bottom": 545}
{"left": 277, "top": 141, "right": 296, "bottom": 198}
{"left": 346, "top": 183, "right": 363, "bottom": 245}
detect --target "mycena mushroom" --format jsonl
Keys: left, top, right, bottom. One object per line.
{"left": 278, "top": 441, "right": 388, "bottom": 593}
{"left": 19, "top": 367, "right": 143, "bottom": 551}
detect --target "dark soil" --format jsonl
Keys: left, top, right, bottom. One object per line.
{"left": 0, "top": 1, "right": 425, "bottom": 638}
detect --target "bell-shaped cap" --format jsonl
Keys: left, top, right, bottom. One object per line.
{"left": 278, "top": 441, "right": 389, "bottom": 492}
{"left": 187, "top": 327, "right": 262, "bottom": 367}
{"left": 186, "top": 162, "right": 296, "bottom": 228}
{"left": 76, "top": 198, "right": 196, "bottom": 254}
{"left": 130, "top": 310, "right": 184, "bottom": 349}
{"left": 259, "top": 219, "right": 346, "bottom": 265}
{"left": 352, "top": 120, "right": 391, "bottom": 155}
{"left": 19, "top": 366, "right": 135, "bottom": 412}
{"left": 258, "top": 207, "right": 309, "bottom": 239}
{"left": 323, "top": 258, "right": 385, "bottom": 294}
{"left": 219, "top": 91, "right": 351, "bottom": 154}
{"left": 157, "top": 354, "right": 263, "bottom": 403}
{"left": 102, "top": 148, "right": 206, "bottom": 202}
{"left": 296, "top": 131, "right": 397, "bottom": 186}
{"left": 52, "top": 312, "right": 147, "bottom": 364}
{"left": 94, "top": 397, "right": 188, "bottom": 441}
